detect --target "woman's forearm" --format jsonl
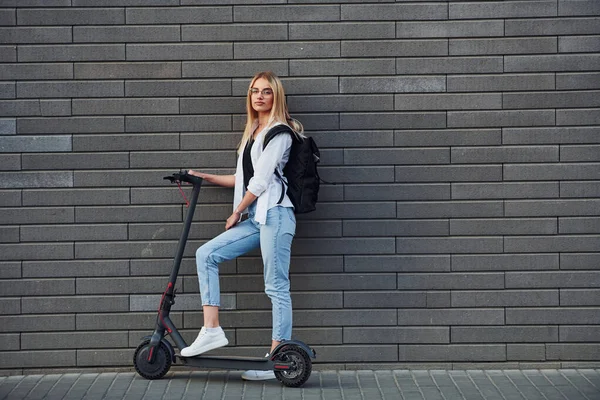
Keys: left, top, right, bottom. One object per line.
{"left": 188, "top": 170, "right": 235, "bottom": 188}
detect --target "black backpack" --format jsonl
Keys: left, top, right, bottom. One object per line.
{"left": 263, "top": 125, "right": 321, "bottom": 214}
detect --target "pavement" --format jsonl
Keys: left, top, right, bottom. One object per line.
{"left": 1, "top": 369, "right": 599, "bottom": 400}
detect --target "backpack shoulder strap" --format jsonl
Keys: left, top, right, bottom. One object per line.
{"left": 263, "top": 124, "right": 296, "bottom": 150}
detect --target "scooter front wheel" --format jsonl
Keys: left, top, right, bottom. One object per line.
{"left": 133, "top": 339, "right": 171, "bottom": 380}
{"left": 273, "top": 344, "right": 312, "bottom": 387}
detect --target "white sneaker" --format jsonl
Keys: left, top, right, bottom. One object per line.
{"left": 241, "top": 353, "right": 276, "bottom": 381}
{"left": 180, "top": 327, "right": 228, "bottom": 357}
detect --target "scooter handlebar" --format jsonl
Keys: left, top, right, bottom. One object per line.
{"left": 164, "top": 170, "right": 203, "bottom": 186}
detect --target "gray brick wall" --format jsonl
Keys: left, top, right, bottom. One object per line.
{"left": 0, "top": 0, "right": 599, "bottom": 374}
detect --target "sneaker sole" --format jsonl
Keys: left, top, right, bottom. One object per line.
{"left": 180, "top": 338, "right": 229, "bottom": 357}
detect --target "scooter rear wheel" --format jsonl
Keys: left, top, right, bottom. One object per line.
{"left": 273, "top": 344, "right": 312, "bottom": 387}
{"left": 133, "top": 339, "right": 171, "bottom": 380}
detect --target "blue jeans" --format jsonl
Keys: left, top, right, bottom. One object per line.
{"left": 195, "top": 204, "right": 296, "bottom": 342}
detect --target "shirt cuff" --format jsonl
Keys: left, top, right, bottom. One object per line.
{"left": 247, "top": 176, "right": 268, "bottom": 197}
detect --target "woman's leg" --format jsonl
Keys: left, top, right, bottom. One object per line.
{"left": 260, "top": 206, "right": 296, "bottom": 351}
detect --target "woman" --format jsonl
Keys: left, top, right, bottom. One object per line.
{"left": 182, "top": 71, "right": 302, "bottom": 381}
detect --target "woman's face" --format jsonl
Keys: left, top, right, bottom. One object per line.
{"left": 249, "top": 77, "right": 274, "bottom": 114}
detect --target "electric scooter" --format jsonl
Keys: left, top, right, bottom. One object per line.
{"left": 133, "top": 171, "right": 316, "bottom": 387}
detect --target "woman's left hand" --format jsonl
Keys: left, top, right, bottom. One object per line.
{"left": 225, "top": 212, "right": 241, "bottom": 230}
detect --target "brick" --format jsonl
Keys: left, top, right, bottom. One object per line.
{"left": 0, "top": 45, "right": 16, "bottom": 62}
{"left": 22, "top": 188, "right": 128, "bottom": 206}
{"left": 180, "top": 97, "right": 245, "bottom": 114}
{"left": 22, "top": 260, "right": 128, "bottom": 278}
{"left": 22, "top": 296, "right": 128, "bottom": 314}
{"left": 345, "top": 183, "right": 449, "bottom": 201}
{"left": 452, "top": 290, "right": 558, "bottom": 307}
{"left": 397, "top": 237, "right": 503, "bottom": 254}
{"left": 77, "top": 312, "right": 181, "bottom": 330}
{"left": 22, "top": 331, "right": 128, "bottom": 350}
{"left": 506, "top": 199, "right": 600, "bottom": 216}
{"left": 18, "top": 117, "right": 123, "bottom": 134}
{"left": 0, "top": 63, "right": 72, "bottom": 80}
{"left": 451, "top": 218, "right": 557, "bottom": 236}
{"left": 506, "top": 17, "right": 600, "bottom": 36}
{"left": 183, "top": 60, "right": 288, "bottom": 78}
{"left": 311, "top": 130, "right": 393, "bottom": 149}
{"left": 0, "top": 206, "right": 73, "bottom": 224}
{"left": 396, "top": 129, "right": 501, "bottom": 147}
{"left": 341, "top": 76, "right": 445, "bottom": 93}
{"left": 77, "top": 349, "right": 132, "bottom": 367}
{"left": 559, "top": 0, "right": 600, "bottom": 16}
{"left": 0, "top": 154, "right": 19, "bottom": 170}
{"left": 291, "top": 94, "right": 394, "bottom": 112}
{"left": 0, "top": 82, "right": 15, "bottom": 98}
{"left": 311, "top": 345, "right": 400, "bottom": 363}
{"left": 342, "top": 3, "right": 447, "bottom": 21}
{"left": 126, "top": 6, "right": 231, "bottom": 24}
{"left": 396, "top": 20, "right": 503, "bottom": 38}
{"left": 557, "top": 108, "right": 600, "bottom": 126}
{"left": 449, "top": 1, "right": 557, "bottom": 19}
{"left": 344, "top": 219, "right": 448, "bottom": 237}
{"left": 0, "top": 171, "right": 73, "bottom": 189}
{"left": 507, "top": 271, "right": 600, "bottom": 288}
{"left": 0, "top": 298, "right": 19, "bottom": 314}
{"left": 398, "top": 273, "right": 504, "bottom": 290}
{"left": 448, "top": 110, "right": 555, "bottom": 128}
{"left": 448, "top": 74, "right": 555, "bottom": 92}
{"left": 1, "top": 0, "right": 70, "bottom": 5}
{"left": 452, "top": 146, "right": 558, "bottom": 163}
{"left": 504, "top": 163, "right": 600, "bottom": 180}
{"left": 281, "top": 113, "right": 339, "bottom": 131}
{"left": 238, "top": 255, "right": 343, "bottom": 274}
{"left": 17, "top": 8, "right": 124, "bottom": 25}
{"left": 132, "top": 151, "right": 235, "bottom": 169}
{"left": 292, "top": 238, "right": 395, "bottom": 255}
{"left": 547, "top": 344, "right": 600, "bottom": 361}
{"left": 291, "top": 59, "right": 394, "bottom": 76}
{"left": 290, "top": 22, "right": 393, "bottom": 40}
{"left": 0, "top": 8, "right": 14, "bottom": 25}
{"left": 305, "top": 202, "right": 396, "bottom": 220}
{"left": 0, "top": 225, "right": 17, "bottom": 242}
{"left": 21, "top": 224, "right": 127, "bottom": 242}
{"left": 346, "top": 327, "right": 447, "bottom": 344}
{"left": 345, "top": 255, "right": 450, "bottom": 273}
{"left": 127, "top": 43, "right": 231, "bottom": 61}
{"left": 0, "top": 279, "right": 73, "bottom": 296}
{"left": 503, "top": 126, "right": 600, "bottom": 144}
{"left": 504, "top": 235, "right": 600, "bottom": 253}
{"left": 0, "top": 190, "right": 19, "bottom": 206}
{"left": 0, "top": 334, "right": 18, "bottom": 350}
{"left": 452, "top": 182, "right": 558, "bottom": 200}
{"left": 131, "top": 186, "right": 232, "bottom": 205}
{"left": 342, "top": 39, "right": 447, "bottom": 57}
{"left": 561, "top": 182, "right": 600, "bottom": 197}
{"left": 75, "top": 240, "right": 188, "bottom": 259}
{"left": 562, "top": 145, "right": 600, "bottom": 162}
{"left": 74, "top": 0, "right": 179, "bottom": 4}
{"left": 19, "top": 44, "right": 124, "bottom": 62}
{"left": 504, "top": 90, "right": 600, "bottom": 109}
{"left": 74, "top": 25, "right": 180, "bottom": 43}
{"left": 559, "top": 35, "right": 600, "bottom": 53}
{"left": 126, "top": 115, "right": 231, "bottom": 132}
{"left": 0, "top": 350, "right": 75, "bottom": 369}
{"left": 395, "top": 93, "right": 501, "bottom": 111}
{"left": 557, "top": 72, "right": 600, "bottom": 89}
{"left": 74, "top": 62, "right": 180, "bottom": 79}
{"left": 74, "top": 133, "right": 178, "bottom": 152}
{"left": 236, "top": 41, "right": 338, "bottom": 60}
{"left": 343, "top": 291, "right": 426, "bottom": 308}
{"left": 296, "top": 273, "right": 397, "bottom": 291}
{"left": 184, "top": 23, "right": 286, "bottom": 41}
{"left": 560, "top": 326, "right": 600, "bottom": 342}
{"left": 236, "top": 327, "right": 341, "bottom": 346}
{"left": 22, "top": 153, "right": 128, "bottom": 170}
{"left": 0, "top": 27, "right": 71, "bottom": 44}
{"left": 17, "top": 81, "right": 122, "bottom": 99}
{"left": 295, "top": 309, "right": 397, "bottom": 327}
{"left": 234, "top": 5, "right": 339, "bottom": 22}
{"left": 396, "top": 166, "right": 503, "bottom": 183}
{"left": 506, "top": 54, "right": 600, "bottom": 72}
{"left": 129, "top": 221, "right": 224, "bottom": 240}
{"left": 346, "top": 147, "right": 448, "bottom": 165}
{"left": 398, "top": 309, "right": 504, "bottom": 325}
{"left": 127, "top": 78, "right": 231, "bottom": 97}
{"left": 75, "top": 205, "right": 180, "bottom": 223}
{"left": 561, "top": 289, "right": 600, "bottom": 306}
{"left": 507, "top": 344, "right": 546, "bottom": 361}
{"left": 0, "top": 262, "right": 20, "bottom": 280}
{"left": 341, "top": 112, "right": 445, "bottom": 130}
{"left": 0, "top": 315, "right": 74, "bottom": 333}
{"left": 452, "top": 254, "right": 559, "bottom": 271}
{"left": 560, "top": 217, "right": 600, "bottom": 234}
{"left": 76, "top": 98, "right": 178, "bottom": 115}
{"left": 453, "top": 37, "right": 557, "bottom": 55}
{"left": 452, "top": 326, "right": 558, "bottom": 343}
{"left": 317, "top": 166, "right": 394, "bottom": 184}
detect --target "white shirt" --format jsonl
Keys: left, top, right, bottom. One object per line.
{"left": 233, "top": 121, "right": 294, "bottom": 224}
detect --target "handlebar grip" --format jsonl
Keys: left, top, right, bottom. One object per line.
{"left": 163, "top": 170, "right": 203, "bottom": 186}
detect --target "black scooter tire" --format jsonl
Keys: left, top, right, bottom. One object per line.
{"left": 273, "top": 344, "right": 312, "bottom": 387}
{"left": 133, "top": 339, "right": 171, "bottom": 380}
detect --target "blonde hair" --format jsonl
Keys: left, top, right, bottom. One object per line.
{"left": 238, "top": 71, "right": 303, "bottom": 153}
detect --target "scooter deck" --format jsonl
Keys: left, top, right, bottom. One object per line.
{"left": 176, "top": 354, "right": 273, "bottom": 371}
